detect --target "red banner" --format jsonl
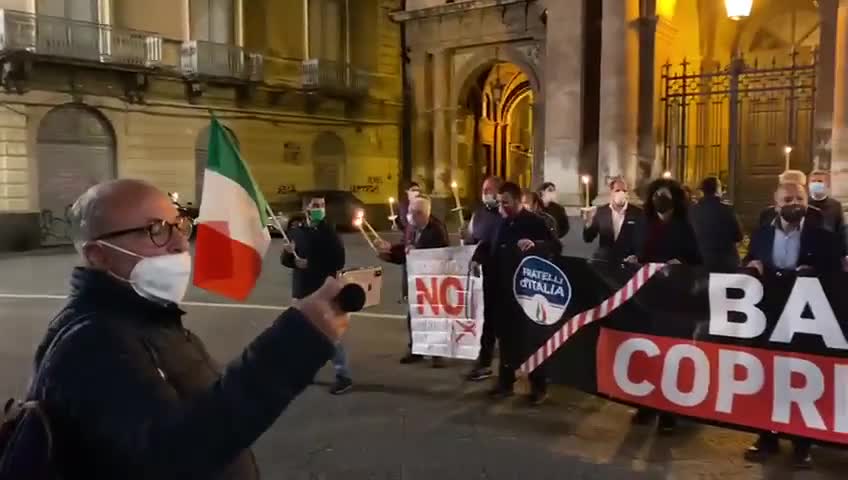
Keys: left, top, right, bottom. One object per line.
{"left": 596, "top": 328, "right": 848, "bottom": 444}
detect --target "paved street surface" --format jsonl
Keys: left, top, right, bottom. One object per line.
{"left": 0, "top": 232, "right": 846, "bottom": 478}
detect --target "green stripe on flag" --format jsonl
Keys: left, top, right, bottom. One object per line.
{"left": 206, "top": 117, "right": 269, "bottom": 224}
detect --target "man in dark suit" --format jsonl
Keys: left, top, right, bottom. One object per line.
{"left": 690, "top": 177, "right": 743, "bottom": 272}
{"left": 282, "top": 196, "right": 350, "bottom": 394}
{"left": 808, "top": 170, "right": 847, "bottom": 263}
{"left": 743, "top": 181, "right": 843, "bottom": 469}
{"left": 758, "top": 170, "right": 824, "bottom": 228}
{"left": 582, "top": 177, "right": 643, "bottom": 264}
{"left": 473, "top": 182, "right": 561, "bottom": 405}
{"left": 462, "top": 176, "right": 503, "bottom": 382}
{"left": 376, "top": 195, "right": 450, "bottom": 367}
{"left": 538, "top": 182, "right": 571, "bottom": 239}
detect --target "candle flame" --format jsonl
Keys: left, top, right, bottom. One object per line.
{"left": 662, "top": 171, "right": 673, "bottom": 179}
{"left": 784, "top": 145, "right": 793, "bottom": 154}
{"left": 581, "top": 175, "right": 590, "bottom": 185}
{"left": 388, "top": 197, "right": 395, "bottom": 203}
{"left": 451, "top": 181, "right": 458, "bottom": 189}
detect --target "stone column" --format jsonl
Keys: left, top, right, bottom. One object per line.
{"left": 409, "top": 50, "right": 432, "bottom": 185}
{"left": 831, "top": 0, "right": 848, "bottom": 202}
{"left": 431, "top": 49, "right": 451, "bottom": 199}
{"left": 598, "top": 0, "right": 641, "bottom": 195}
{"left": 816, "top": 0, "right": 838, "bottom": 170}
{"left": 180, "top": 0, "right": 191, "bottom": 41}
{"left": 541, "top": 2, "right": 584, "bottom": 210}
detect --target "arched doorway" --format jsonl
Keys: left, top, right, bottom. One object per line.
{"left": 312, "top": 132, "right": 346, "bottom": 190}
{"left": 195, "top": 124, "right": 239, "bottom": 205}
{"left": 37, "top": 104, "right": 116, "bottom": 245}
{"left": 457, "top": 61, "right": 537, "bottom": 191}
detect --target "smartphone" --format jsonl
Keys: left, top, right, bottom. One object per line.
{"left": 338, "top": 267, "right": 383, "bottom": 309}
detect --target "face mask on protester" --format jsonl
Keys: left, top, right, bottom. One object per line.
{"left": 482, "top": 194, "right": 497, "bottom": 208}
{"left": 779, "top": 204, "right": 806, "bottom": 225}
{"left": 308, "top": 207, "right": 326, "bottom": 223}
{"left": 612, "top": 191, "right": 627, "bottom": 207}
{"left": 653, "top": 194, "right": 673, "bottom": 215}
{"left": 406, "top": 212, "right": 415, "bottom": 227}
{"left": 97, "top": 241, "right": 192, "bottom": 304}
{"left": 809, "top": 181, "right": 828, "bottom": 201}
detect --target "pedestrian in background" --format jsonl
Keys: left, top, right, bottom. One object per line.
{"left": 582, "top": 177, "right": 643, "bottom": 265}
{"left": 538, "top": 182, "right": 571, "bottom": 239}
{"left": 690, "top": 177, "right": 743, "bottom": 272}
{"left": 807, "top": 170, "right": 847, "bottom": 266}
{"left": 463, "top": 176, "right": 503, "bottom": 382}
{"left": 521, "top": 190, "right": 558, "bottom": 237}
{"left": 376, "top": 195, "right": 450, "bottom": 367}
{"left": 282, "top": 195, "right": 350, "bottom": 395}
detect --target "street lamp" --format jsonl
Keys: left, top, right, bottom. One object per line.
{"left": 725, "top": 0, "right": 752, "bottom": 20}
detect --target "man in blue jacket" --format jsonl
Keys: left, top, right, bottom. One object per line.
{"left": 4, "top": 179, "right": 348, "bottom": 479}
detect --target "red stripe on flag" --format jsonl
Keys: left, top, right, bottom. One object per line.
{"left": 193, "top": 223, "right": 263, "bottom": 301}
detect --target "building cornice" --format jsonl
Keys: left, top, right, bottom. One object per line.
{"left": 390, "top": 0, "right": 534, "bottom": 23}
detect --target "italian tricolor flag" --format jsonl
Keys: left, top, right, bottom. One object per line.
{"left": 193, "top": 118, "right": 271, "bottom": 301}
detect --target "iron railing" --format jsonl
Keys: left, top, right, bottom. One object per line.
{"left": 0, "top": 9, "right": 162, "bottom": 67}
{"left": 301, "top": 59, "right": 369, "bottom": 94}
{"left": 180, "top": 40, "right": 263, "bottom": 81}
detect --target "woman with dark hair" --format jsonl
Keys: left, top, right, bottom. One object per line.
{"left": 626, "top": 178, "right": 701, "bottom": 433}
{"left": 630, "top": 178, "right": 701, "bottom": 266}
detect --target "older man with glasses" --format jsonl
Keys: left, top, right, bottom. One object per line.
{"left": 1, "top": 179, "right": 350, "bottom": 479}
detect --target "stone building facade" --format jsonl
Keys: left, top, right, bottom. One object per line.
{"left": 0, "top": 0, "right": 402, "bottom": 250}
{"left": 398, "top": 0, "right": 848, "bottom": 227}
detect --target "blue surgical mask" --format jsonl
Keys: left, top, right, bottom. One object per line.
{"left": 809, "top": 181, "right": 828, "bottom": 201}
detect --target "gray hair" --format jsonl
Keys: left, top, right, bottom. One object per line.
{"left": 409, "top": 195, "right": 431, "bottom": 216}
{"left": 69, "top": 179, "right": 159, "bottom": 254}
{"left": 809, "top": 169, "right": 830, "bottom": 179}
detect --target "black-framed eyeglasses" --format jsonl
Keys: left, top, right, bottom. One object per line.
{"left": 94, "top": 217, "right": 193, "bottom": 247}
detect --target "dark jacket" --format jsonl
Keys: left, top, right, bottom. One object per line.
{"left": 28, "top": 268, "right": 334, "bottom": 480}
{"left": 744, "top": 222, "right": 842, "bottom": 274}
{"left": 582, "top": 204, "right": 644, "bottom": 264}
{"left": 810, "top": 196, "right": 847, "bottom": 257}
{"left": 638, "top": 216, "right": 702, "bottom": 265}
{"left": 690, "top": 196, "right": 744, "bottom": 271}
{"left": 382, "top": 215, "right": 450, "bottom": 265}
{"left": 281, "top": 220, "right": 345, "bottom": 299}
{"left": 473, "top": 209, "right": 561, "bottom": 292}
{"left": 463, "top": 204, "right": 501, "bottom": 246}
{"left": 542, "top": 202, "right": 570, "bottom": 238}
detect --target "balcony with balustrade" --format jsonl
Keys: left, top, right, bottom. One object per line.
{"left": 180, "top": 40, "right": 263, "bottom": 83}
{"left": 301, "top": 59, "right": 370, "bottom": 98}
{"left": 0, "top": 9, "right": 162, "bottom": 69}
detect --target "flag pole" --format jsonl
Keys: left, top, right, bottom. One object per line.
{"left": 264, "top": 203, "right": 305, "bottom": 261}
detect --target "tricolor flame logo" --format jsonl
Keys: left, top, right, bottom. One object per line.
{"left": 535, "top": 301, "right": 547, "bottom": 323}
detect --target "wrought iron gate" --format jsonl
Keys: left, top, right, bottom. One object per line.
{"left": 660, "top": 52, "right": 817, "bottom": 228}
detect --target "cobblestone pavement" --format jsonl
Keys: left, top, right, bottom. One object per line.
{"left": 0, "top": 234, "right": 844, "bottom": 479}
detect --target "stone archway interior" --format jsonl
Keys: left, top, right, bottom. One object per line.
{"left": 196, "top": 124, "right": 239, "bottom": 205}
{"left": 457, "top": 61, "right": 535, "bottom": 192}
{"left": 312, "top": 132, "right": 346, "bottom": 190}
{"left": 37, "top": 104, "right": 116, "bottom": 245}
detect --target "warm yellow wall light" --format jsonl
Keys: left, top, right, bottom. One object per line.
{"left": 725, "top": 0, "right": 752, "bottom": 20}
{"left": 656, "top": 0, "right": 677, "bottom": 18}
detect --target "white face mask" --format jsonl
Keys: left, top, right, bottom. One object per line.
{"left": 482, "top": 193, "right": 497, "bottom": 206}
{"left": 612, "top": 191, "right": 627, "bottom": 206}
{"left": 809, "top": 181, "right": 828, "bottom": 201}
{"left": 406, "top": 212, "right": 414, "bottom": 227}
{"left": 98, "top": 241, "right": 192, "bottom": 304}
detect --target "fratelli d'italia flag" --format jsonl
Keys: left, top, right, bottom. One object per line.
{"left": 193, "top": 117, "right": 271, "bottom": 301}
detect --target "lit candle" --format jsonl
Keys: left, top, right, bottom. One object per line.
{"left": 784, "top": 145, "right": 793, "bottom": 171}
{"left": 388, "top": 197, "right": 396, "bottom": 217}
{"left": 581, "top": 175, "right": 591, "bottom": 208}
{"left": 662, "top": 171, "right": 673, "bottom": 179}
{"left": 450, "top": 180, "right": 466, "bottom": 229}
{"left": 353, "top": 214, "right": 377, "bottom": 253}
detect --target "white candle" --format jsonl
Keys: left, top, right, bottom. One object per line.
{"left": 581, "top": 175, "right": 591, "bottom": 208}
{"left": 784, "top": 145, "right": 793, "bottom": 171}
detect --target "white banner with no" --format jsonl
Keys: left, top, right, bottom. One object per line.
{"left": 407, "top": 245, "right": 484, "bottom": 360}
